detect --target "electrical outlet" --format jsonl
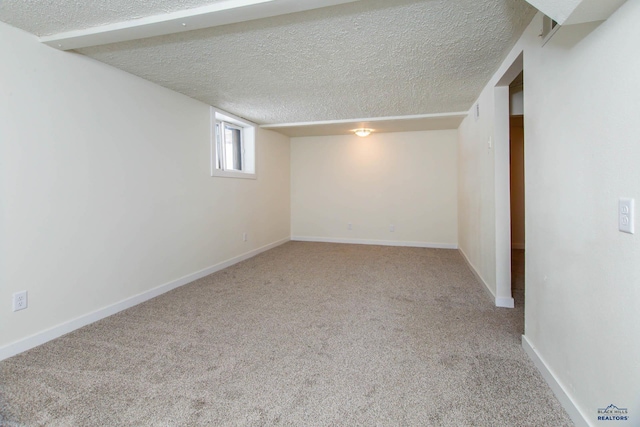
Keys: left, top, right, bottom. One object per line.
{"left": 13, "top": 291, "right": 27, "bottom": 312}
{"left": 348, "top": 223, "right": 352, "bottom": 230}
{"left": 243, "top": 232, "right": 248, "bottom": 242}
{"left": 619, "top": 198, "right": 634, "bottom": 234}
{"left": 390, "top": 224, "right": 395, "bottom": 232}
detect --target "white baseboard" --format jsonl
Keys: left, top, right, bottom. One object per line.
{"left": 495, "top": 296, "right": 515, "bottom": 308}
{"left": 458, "top": 247, "right": 495, "bottom": 299}
{"left": 0, "top": 237, "right": 290, "bottom": 361}
{"left": 458, "top": 247, "right": 514, "bottom": 308}
{"left": 522, "top": 335, "right": 590, "bottom": 427}
{"left": 291, "top": 236, "right": 457, "bottom": 249}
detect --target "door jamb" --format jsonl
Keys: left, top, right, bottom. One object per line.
{"left": 493, "top": 52, "right": 524, "bottom": 308}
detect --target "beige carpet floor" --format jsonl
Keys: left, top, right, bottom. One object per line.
{"left": 1, "top": 242, "right": 573, "bottom": 426}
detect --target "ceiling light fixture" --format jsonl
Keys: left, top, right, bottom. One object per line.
{"left": 354, "top": 128, "right": 373, "bottom": 137}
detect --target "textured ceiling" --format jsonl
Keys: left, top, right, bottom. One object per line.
{"left": 0, "top": 0, "right": 227, "bottom": 36}
{"left": 0, "top": 0, "right": 536, "bottom": 126}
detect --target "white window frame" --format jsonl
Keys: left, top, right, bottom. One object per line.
{"left": 210, "top": 107, "right": 256, "bottom": 179}
{"left": 541, "top": 15, "right": 560, "bottom": 46}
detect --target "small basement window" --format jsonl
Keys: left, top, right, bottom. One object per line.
{"left": 211, "top": 107, "right": 256, "bottom": 179}
{"left": 541, "top": 14, "right": 560, "bottom": 46}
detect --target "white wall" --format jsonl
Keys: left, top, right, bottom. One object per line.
{"left": 458, "top": 5, "right": 640, "bottom": 426}
{"left": 458, "top": 93, "right": 498, "bottom": 296}
{"left": 0, "top": 22, "right": 290, "bottom": 355}
{"left": 291, "top": 131, "right": 458, "bottom": 248}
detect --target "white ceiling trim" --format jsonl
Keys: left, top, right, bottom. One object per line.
{"left": 40, "top": 0, "right": 361, "bottom": 50}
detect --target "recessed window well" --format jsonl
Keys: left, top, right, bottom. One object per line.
{"left": 211, "top": 107, "right": 256, "bottom": 179}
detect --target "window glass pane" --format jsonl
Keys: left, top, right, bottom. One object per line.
{"left": 215, "top": 123, "right": 222, "bottom": 170}
{"left": 224, "top": 124, "right": 243, "bottom": 171}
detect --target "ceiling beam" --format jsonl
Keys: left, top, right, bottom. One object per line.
{"left": 261, "top": 112, "right": 468, "bottom": 137}
{"left": 262, "top": 112, "right": 469, "bottom": 129}
{"left": 40, "top": 0, "right": 361, "bottom": 51}
{"left": 525, "top": 0, "right": 627, "bottom": 25}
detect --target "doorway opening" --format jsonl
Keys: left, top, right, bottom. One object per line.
{"left": 509, "top": 72, "right": 525, "bottom": 311}
{"left": 493, "top": 52, "right": 522, "bottom": 309}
